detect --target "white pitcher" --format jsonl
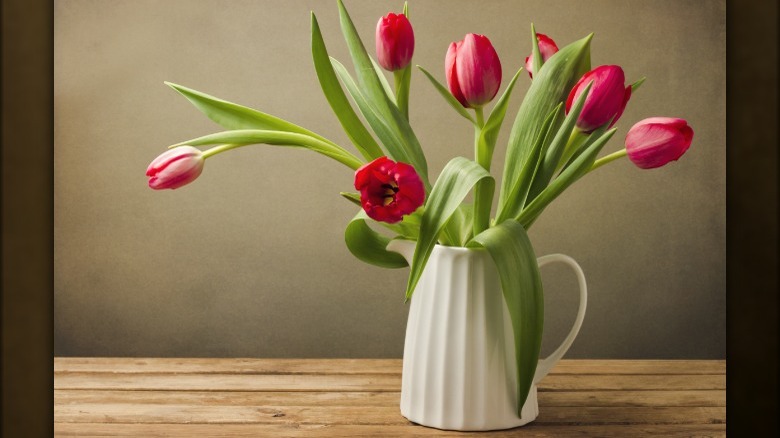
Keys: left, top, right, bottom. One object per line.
{"left": 387, "top": 240, "right": 587, "bottom": 431}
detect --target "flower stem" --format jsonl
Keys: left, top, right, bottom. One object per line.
{"left": 394, "top": 68, "right": 410, "bottom": 120}
{"left": 472, "top": 107, "right": 491, "bottom": 240}
{"left": 590, "top": 148, "right": 627, "bottom": 172}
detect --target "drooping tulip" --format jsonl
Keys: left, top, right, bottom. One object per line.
{"left": 445, "top": 33, "right": 502, "bottom": 108}
{"left": 625, "top": 117, "right": 693, "bottom": 169}
{"left": 566, "top": 65, "right": 632, "bottom": 133}
{"left": 376, "top": 13, "right": 415, "bottom": 71}
{"left": 524, "top": 33, "right": 559, "bottom": 78}
{"left": 146, "top": 146, "right": 204, "bottom": 190}
{"left": 354, "top": 156, "right": 425, "bottom": 223}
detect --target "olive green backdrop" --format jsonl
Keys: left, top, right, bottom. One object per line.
{"left": 54, "top": 0, "right": 725, "bottom": 358}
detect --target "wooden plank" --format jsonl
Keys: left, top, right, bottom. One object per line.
{"left": 53, "top": 358, "right": 725, "bottom": 375}
{"left": 54, "top": 403, "right": 725, "bottom": 426}
{"left": 54, "top": 372, "right": 725, "bottom": 392}
{"left": 54, "top": 423, "right": 727, "bottom": 437}
{"left": 54, "top": 358, "right": 403, "bottom": 375}
{"left": 54, "top": 389, "right": 726, "bottom": 408}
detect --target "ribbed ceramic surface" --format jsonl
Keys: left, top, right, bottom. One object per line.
{"left": 389, "top": 241, "right": 538, "bottom": 431}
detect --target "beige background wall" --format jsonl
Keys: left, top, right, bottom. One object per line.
{"left": 54, "top": 0, "right": 726, "bottom": 358}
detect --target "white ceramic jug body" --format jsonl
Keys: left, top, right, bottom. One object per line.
{"left": 387, "top": 240, "right": 587, "bottom": 431}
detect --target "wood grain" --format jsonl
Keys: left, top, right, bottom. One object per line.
{"left": 53, "top": 359, "right": 726, "bottom": 437}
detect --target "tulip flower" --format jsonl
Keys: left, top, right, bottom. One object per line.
{"left": 566, "top": 65, "right": 631, "bottom": 133}
{"left": 524, "top": 33, "right": 559, "bottom": 78}
{"left": 625, "top": 117, "right": 693, "bottom": 169}
{"left": 354, "top": 156, "right": 425, "bottom": 223}
{"left": 146, "top": 146, "right": 204, "bottom": 190}
{"left": 376, "top": 13, "right": 415, "bottom": 71}
{"left": 445, "top": 33, "right": 502, "bottom": 108}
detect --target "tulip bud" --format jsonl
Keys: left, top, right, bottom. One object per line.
{"left": 354, "top": 156, "right": 425, "bottom": 223}
{"left": 524, "top": 33, "right": 559, "bottom": 78}
{"left": 375, "top": 13, "right": 415, "bottom": 71}
{"left": 566, "top": 65, "right": 631, "bottom": 133}
{"left": 445, "top": 33, "right": 502, "bottom": 108}
{"left": 146, "top": 146, "right": 204, "bottom": 190}
{"left": 625, "top": 117, "right": 693, "bottom": 169}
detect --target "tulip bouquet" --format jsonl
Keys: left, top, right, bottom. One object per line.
{"left": 146, "top": 0, "right": 692, "bottom": 415}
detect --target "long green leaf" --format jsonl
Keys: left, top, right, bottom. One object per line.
{"left": 405, "top": 157, "right": 494, "bottom": 300}
{"left": 164, "top": 82, "right": 336, "bottom": 148}
{"left": 531, "top": 24, "right": 544, "bottom": 77}
{"left": 371, "top": 56, "right": 396, "bottom": 103}
{"left": 478, "top": 67, "right": 524, "bottom": 162}
{"left": 345, "top": 211, "right": 408, "bottom": 268}
{"left": 417, "top": 66, "right": 476, "bottom": 124}
{"left": 518, "top": 128, "right": 617, "bottom": 228}
{"left": 496, "top": 104, "right": 561, "bottom": 223}
{"left": 526, "top": 81, "right": 593, "bottom": 202}
{"left": 336, "top": 0, "right": 428, "bottom": 181}
{"left": 171, "top": 129, "right": 364, "bottom": 170}
{"left": 467, "top": 219, "right": 543, "bottom": 417}
{"left": 311, "top": 13, "right": 383, "bottom": 161}
{"left": 331, "top": 58, "right": 430, "bottom": 188}
{"left": 498, "top": 34, "right": 592, "bottom": 214}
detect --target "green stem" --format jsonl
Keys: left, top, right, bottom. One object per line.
{"left": 394, "top": 69, "right": 409, "bottom": 120}
{"left": 590, "top": 148, "right": 627, "bottom": 172}
{"left": 472, "top": 107, "right": 491, "bottom": 240}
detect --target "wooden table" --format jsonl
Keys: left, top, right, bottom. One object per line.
{"left": 54, "top": 358, "right": 725, "bottom": 437}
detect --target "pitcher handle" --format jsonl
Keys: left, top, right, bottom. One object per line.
{"left": 533, "top": 253, "right": 587, "bottom": 384}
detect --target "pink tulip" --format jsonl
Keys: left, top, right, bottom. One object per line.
{"left": 354, "top": 156, "right": 425, "bottom": 223}
{"left": 146, "top": 146, "right": 204, "bottom": 190}
{"left": 445, "top": 33, "right": 502, "bottom": 108}
{"left": 625, "top": 117, "right": 693, "bottom": 169}
{"left": 376, "top": 13, "right": 415, "bottom": 71}
{"left": 566, "top": 65, "right": 632, "bottom": 133}
{"left": 524, "top": 33, "right": 559, "bottom": 78}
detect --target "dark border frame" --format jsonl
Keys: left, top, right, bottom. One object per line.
{"left": 1, "top": 0, "right": 777, "bottom": 435}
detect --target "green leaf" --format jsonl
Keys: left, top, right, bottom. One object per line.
{"left": 311, "top": 13, "right": 383, "bottom": 161}
{"left": 345, "top": 211, "right": 408, "bottom": 268}
{"left": 478, "top": 67, "right": 523, "bottom": 161}
{"left": 336, "top": 0, "right": 428, "bottom": 182}
{"left": 417, "top": 66, "right": 475, "bottom": 124}
{"left": 531, "top": 24, "right": 544, "bottom": 77}
{"left": 171, "top": 129, "right": 364, "bottom": 170}
{"left": 631, "top": 77, "right": 646, "bottom": 93}
{"left": 498, "top": 34, "right": 592, "bottom": 215}
{"left": 518, "top": 127, "right": 617, "bottom": 228}
{"left": 495, "top": 104, "right": 561, "bottom": 223}
{"left": 331, "top": 58, "right": 429, "bottom": 188}
{"left": 371, "top": 56, "right": 396, "bottom": 103}
{"left": 340, "top": 191, "right": 362, "bottom": 207}
{"left": 405, "top": 157, "right": 494, "bottom": 300}
{"left": 164, "top": 82, "right": 336, "bottom": 148}
{"left": 467, "top": 219, "right": 543, "bottom": 417}
{"left": 526, "top": 81, "right": 593, "bottom": 202}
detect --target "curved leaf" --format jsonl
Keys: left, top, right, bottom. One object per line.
{"left": 405, "top": 157, "right": 493, "bottom": 300}
{"left": 417, "top": 66, "right": 475, "bottom": 124}
{"left": 467, "top": 219, "right": 543, "bottom": 417}
{"left": 519, "top": 127, "right": 617, "bottom": 228}
{"left": 164, "top": 82, "right": 336, "bottom": 148}
{"left": 172, "top": 129, "right": 364, "bottom": 170}
{"left": 311, "top": 13, "right": 383, "bottom": 161}
{"left": 336, "top": 0, "right": 428, "bottom": 182}
{"left": 498, "top": 34, "right": 592, "bottom": 214}
{"left": 345, "top": 211, "right": 408, "bottom": 269}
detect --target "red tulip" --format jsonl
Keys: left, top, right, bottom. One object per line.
{"left": 445, "top": 33, "right": 502, "bottom": 108}
{"left": 524, "top": 33, "right": 559, "bottom": 78}
{"left": 566, "top": 65, "right": 631, "bottom": 133}
{"left": 354, "top": 156, "right": 425, "bottom": 223}
{"left": 376, "top": 13, "right": 415, "bottom": 71}
{"left": 625, "top": 117, "right": 693, "bottom": 169}
{"left": 146, "top": 146, "right": 204, "bottom": 190}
